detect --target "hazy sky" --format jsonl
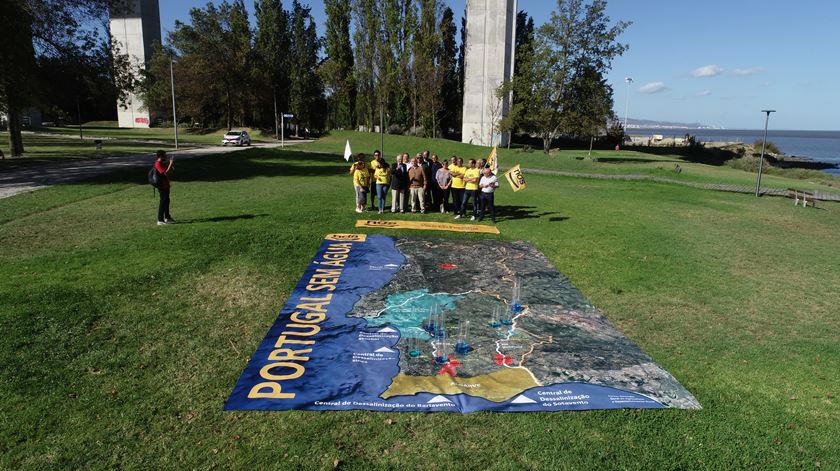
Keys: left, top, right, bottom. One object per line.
{"left": 160, "top": 1, "right": 840, "bottom": 130}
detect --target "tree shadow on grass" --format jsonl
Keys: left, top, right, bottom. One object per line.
{"left": 494, "top": 205, "right": 569, "bottom": 222}
{"left": 68, "top": 148, "right": 346, "bottom": 186}
{"left": 178, "top": 213, "right": 268, "bottom": 224}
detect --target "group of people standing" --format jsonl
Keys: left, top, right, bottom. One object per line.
{"left": 350, "top": 150, "right": 499, "bottom": 223}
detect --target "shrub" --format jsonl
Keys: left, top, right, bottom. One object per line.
{"left": 753, "top": 139, "right": 782, "bottom": 155}
{"left": 726, "top": 156, "right": 764, "bottom": 172}
{"left": 387, "top": 124, "right": 403, "bottom": 135}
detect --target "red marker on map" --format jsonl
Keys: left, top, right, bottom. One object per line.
{"left": 437, "top": 359, "right": 462, "bottom": 377}
{"left": 494, "top": 353, "right": 513, "bottom": 366}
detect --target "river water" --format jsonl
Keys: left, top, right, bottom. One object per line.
{"left": 629, "top": 128, "right": 840, "bottom": 175}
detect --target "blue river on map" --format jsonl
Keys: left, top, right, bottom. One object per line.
{"left": 365, "top": 289, "right": 463, "bottom": 339}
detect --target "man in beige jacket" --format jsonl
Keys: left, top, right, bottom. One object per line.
{"left": 408, "top": 157, "right": 428, "bottom": 213}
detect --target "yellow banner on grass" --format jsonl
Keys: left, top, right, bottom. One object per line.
{"left": 356, "top": 220, "right": 500, "bottom": 235}
{"left": 504, "top": 165, "right": 527, "bottom": 192}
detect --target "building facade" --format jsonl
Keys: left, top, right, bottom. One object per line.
{"left": 109, "top": 0, "right": 161, "bottom": 128}
{"left": 461, "top": 0, "right": 517, "bottom": 147}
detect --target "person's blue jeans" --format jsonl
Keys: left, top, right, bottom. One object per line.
{"left": 376, "top": 184, "right": 389, "bottom": 212}
{"left": 461, "top": 190, "right": 478, "bottom": 217}
{"left": 158, "top": 189, "right": 171, "bottom": 222}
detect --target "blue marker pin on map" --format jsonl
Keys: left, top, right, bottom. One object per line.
{"left": 489, "top": 306, "right": 502, "bottom": 328}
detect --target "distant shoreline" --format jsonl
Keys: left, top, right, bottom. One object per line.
{"left": 627, "top": 128, "right": 840, "bottom": 173}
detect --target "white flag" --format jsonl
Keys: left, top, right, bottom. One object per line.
{"left": 344, "top": 140, "right": 353, "bottom": 162}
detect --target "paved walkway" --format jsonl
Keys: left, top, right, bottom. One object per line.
{"left": 521, "top": 168, "right": 840, "bottom": 202}
{"left": 0, "top": 141, "right": 310, "bottom": 199}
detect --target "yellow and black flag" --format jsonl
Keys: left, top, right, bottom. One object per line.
{"left": 504, "top": 165, "right": 527, "bottom": 192}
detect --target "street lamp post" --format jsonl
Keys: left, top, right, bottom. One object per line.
{"left": 380, "top": 101, "right": 385, "bottom": 156}
{"left": 170, "top": 59, "right": 179, "bottom": 150}
{"left": 754, "top": 109, "right": 776, "bottom": 197}
{"left": 273, "top": 89, "right": 279, "bottom": 140}
{"left": 623, "top": 77, "right": 633, "bottom": 131}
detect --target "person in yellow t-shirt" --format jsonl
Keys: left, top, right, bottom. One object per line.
{"left": 458, "top": 159, "right": 481, "bottom": 220}
{"left": 353, "top": 161, "right": 371, "bottom": 213}
{"left": 368, "top": 150, "right": 385, "bottom": 209}
{"left": 374, "top": 164, "right": 392, "bottom": 214}
{"left": 449, "top": 156, "right": 466, "bottom": 216}
{"left": 349, "top": 153, "right": 371, "bottom": 208}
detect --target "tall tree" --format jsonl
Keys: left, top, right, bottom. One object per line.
{"left": 498, "top": 10, "right": 535, "bottom": 145}
{"left": 506, "top": 0, "right": 629, "bottom": 153}
{"left": 352, "top": 0, "right": 381, "bottom": 130}
{"left": 1, "top": 0, "right": 133, "bottom": 156}
{"left": 514, "top": 10, "right": 535, "bottom": 80}
{"left": 322, "top": 0, "right": 356, "bottom": 129}
{"left": 0, "top": 1, "right": 35, "bottom": 156}
{"left": 560, "top": 62, "right": 615, "bottom": 151}
{"left": 288, "top": 0, "right": 323, "bottom": 134}
{"left": 228, "top": 0, "right": 253, "bottom": 126}
{"left": 455, "top": 13, "right": 466, "bottom": 134}
{"left": 414, "top": 0, "right": 441, "bottom": 137}
{"left": 437, "top": 7, "right": 458, "bottom": 137}
{"left": 254, "top": 0, "right": 291, "bottom": 131}
{"left": 168, "top": 1, "right": 253, "bottom": 130}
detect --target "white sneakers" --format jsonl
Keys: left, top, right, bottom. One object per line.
{"left": 454, "top": 214, "right": 461, "bottom": 219}
{"left": 470, "top": 216, "right": 476, "bottom": 221}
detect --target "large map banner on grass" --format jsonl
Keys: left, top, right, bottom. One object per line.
{"left": 225, "top": 235, "right": 700, "bottom": 413}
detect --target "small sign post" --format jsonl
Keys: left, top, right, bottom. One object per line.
{"left": 281, "top": 113, "right": 294, "bottom": 148}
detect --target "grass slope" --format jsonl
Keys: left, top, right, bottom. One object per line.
{"left": 306, "top": 131, "right": 840, "bottom": 192}
{"left": 1, "top": 138, "right": 838, "bottom": 469}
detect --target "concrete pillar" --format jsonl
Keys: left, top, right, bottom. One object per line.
{"left": 109, "top": 0, "right": 161, "bottom": 128}
{"left": 461, "top": 0, "right": 516, "bottom": 147}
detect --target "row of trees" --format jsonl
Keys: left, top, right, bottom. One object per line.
{"left": 140, "top": 0, "right": 322, "bottom": 134}
{"left": 139, "top": 0, "right": 464, "bottom": 137}
{"left": 1, "top": 0, "right": 628, "bottom": 155}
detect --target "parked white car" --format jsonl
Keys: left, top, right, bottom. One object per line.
{"left": 222, "top": 130, "right": 251, "bottom": 146}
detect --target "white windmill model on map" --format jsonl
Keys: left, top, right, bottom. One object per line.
{"left": 489, "top": 305, "right": 502, "bottom": 329}
{"left": 509, "top": 276, "right": 524, "bottom": 316}
{"left": 424, "top": 305, "right": 450, "bottom": 364}
{"left": 455, "top": 319, "right": 471, "bottom": 355}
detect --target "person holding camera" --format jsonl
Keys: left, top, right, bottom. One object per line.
{"left": 154, "top": 150, "right": 175, "bottom": 225}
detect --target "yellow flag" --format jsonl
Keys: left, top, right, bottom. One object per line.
{"left": 486, "top": 146, "right": 498, "bottom": 174}
{"left": 504, "top": 165, "right": 527, "bottom": 192}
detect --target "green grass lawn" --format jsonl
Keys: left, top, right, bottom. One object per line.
{"left": 0, "top": 133, "right": 176, "bottom": 170}
{"left": 35, "top": 123, "right": 281, "bottom": 146}
{"left": 306, "top": 131, "right": 840, "bottom": 192}
{"left": 1, "top": 138, "right": 838, "bottom": 469}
